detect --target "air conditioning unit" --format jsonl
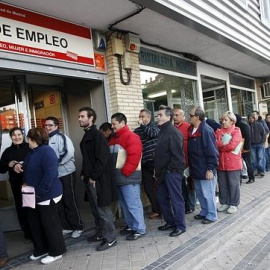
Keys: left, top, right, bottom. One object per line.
{"left": 263, "top": 82, "right": 270, "bottom": 98}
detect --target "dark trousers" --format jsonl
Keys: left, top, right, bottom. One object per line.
{"left": 10, "top": 182, "right": 32, "bottom": 239}
{"left": 85, "top": 181, "right": 116, "bottom": 242}
{"left": 242, "top": 151, "right": 254, "bottom": 181}
{"left": 27, "top": 200, "right": 66, "bottom": 257}
{"left": 58, "top": 172, "right": 84, "bottom": 230}
{"left": 157, "top": 172, "right": 186, "bottom": 230}
{"left": 181, "top": 177, "right": 190, "bottom": 211}
{"left": 217, "top": 170, "right": 241, "bottom": 206}
{"left": 142, "top": 164, "right": 159, "bottom": 213}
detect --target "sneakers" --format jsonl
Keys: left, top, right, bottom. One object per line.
{"left": 71, "top": 230, "right": 83, "bottom": 238}
{"left": 87, "top": 234, "right": 103, "bottom": 242}
{"left": 227, "top": 205, "right": 238, "bottom": 214}
{"left": 217, "top": 204, "right": 230, "bottom": 212}
{"left": 96, "top": 239, "right": 117, "bottom": 251}
{"left": 120, "top": 226, "right": 134, "bottom": 235}
{"left": 30, "top": 253, "right": 48, "bottom": 261}
{"left": 62, "top": 230, "right": 73, "bottom": 236}
{"left": 126, "top": 231, "right": 145, "bottom": 240}
{"left": 41, "top": 255, "right": 62, "bottom": 264}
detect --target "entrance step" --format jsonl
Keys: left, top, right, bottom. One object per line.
{"left": 142, "top": 187, "right": 270, "bottom": 270}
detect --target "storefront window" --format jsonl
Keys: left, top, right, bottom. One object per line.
{"left": 141, "top": 71, "right": 198, "bottom": 120}
{"left": 231, "top": 88, "right": 255, "bottom": 117}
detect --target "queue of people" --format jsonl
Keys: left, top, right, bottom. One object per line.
{"left": 0, "top": 104, "right": 269, "bottom": 267}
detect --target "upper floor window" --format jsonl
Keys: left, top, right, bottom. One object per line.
{"left": 260, "top": 0, "right": 270, "bottom": 25}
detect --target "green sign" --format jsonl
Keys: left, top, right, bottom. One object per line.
{"left": 139, "top": 48, "right": 197, "bottom": 76}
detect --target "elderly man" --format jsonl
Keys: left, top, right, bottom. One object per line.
{"left": 155, "top": 105, "right": 186, "bottom": 237}
{"left": 188, "top": 107, "right": 219, "bottom": 224}
{"left": 134, "top": 109, "right": 160, "bottom": 219}
{"left": 173, "top": 108, "right": 195, "bottom": 214}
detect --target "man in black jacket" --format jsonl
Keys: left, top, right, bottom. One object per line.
{"left": 78, "top": 106, "right": 117, "bottom": 251}
{"left": 154, "top": 105, "right": 186, "bottom": 237}
{"left": 248, "top": 114, "right": 266, "bottom": 177}
{"left": 235, "top": 114, "right": 254, "bottom": 184}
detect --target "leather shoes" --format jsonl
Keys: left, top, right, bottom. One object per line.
{"left": 194, "top": 214, "right": 206, "bottom": 220}
{"left": 202, "top": 219, "right": 215, "bottom": 224}
{"left": 246, "top": 179, "right": 254, "bottom": 184}
{"left": 158, "top": 223, "right": 175, "bottom": 231}
{"left": 170, "top": 229, "right": 186, "bottom": 237}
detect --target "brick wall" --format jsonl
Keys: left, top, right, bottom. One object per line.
{"left": 106, "top": 33, "right": 143, "bottom": 129}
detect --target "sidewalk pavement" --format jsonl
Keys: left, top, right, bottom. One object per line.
{"left": 3, "top": 173, "right": 270, "bottom": 270}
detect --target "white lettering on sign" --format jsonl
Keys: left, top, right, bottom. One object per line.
{"left": 0, "top": 2, "right": 95, "bottom": 66}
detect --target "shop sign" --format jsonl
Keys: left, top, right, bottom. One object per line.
{"left": 140, "top": 48, "right": 197, "bottom": 76}
{"left": 0, "top": 3, "right": 94, "bottom": 66}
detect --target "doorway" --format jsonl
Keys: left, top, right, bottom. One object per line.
{"left": 0, "top": 71, "right": 107, "bottom": 258}
{"left": 201, "top": 75, "right": 228, "bottom": 122}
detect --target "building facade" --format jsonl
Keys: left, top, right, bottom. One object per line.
{"left": 1, "top": 0, "right": 270, "bottom": 256}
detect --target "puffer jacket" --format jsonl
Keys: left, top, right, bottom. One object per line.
{"left": 109, "top": 125, "right": 142, "bottom": 186}
{"left": 215, "top": 125, "right": 242, "bottom": 171}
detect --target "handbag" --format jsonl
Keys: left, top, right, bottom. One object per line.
{"left": 116, "top": 148, "right": 141, "bottom": 171}
{"left": 21, "top": 186, "right": 36, "bottom": 209}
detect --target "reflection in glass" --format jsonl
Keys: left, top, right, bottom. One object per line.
{"left": 231, "top": 88, "right": 255, "bottom": 117}
{"left": 202, "top": 76, "right": 228, "bottom": 122}
{"left": 141, "top": 71, "right": 198, "bottom": 121}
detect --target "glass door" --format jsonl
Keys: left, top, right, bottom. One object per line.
{"left": 0, "top": 75, "right": 28, "bottom": 231}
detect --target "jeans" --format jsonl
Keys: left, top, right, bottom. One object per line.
{"left": 0, "top": 220, "right": 7, "bottom": 259}
{"left": 117, "top": 183, "right": 146, "bottom": 234}
{"left": 265, "top": 147, "right": 270, "bottom": 171}
{"left": 251, "top": 143, "right": 265, "bottom": 173}
{"left": 157, "top": 172, "right": 186, "bottom": 230}
{"left": 194, "top": 177, "right": 218, "bottom": 221}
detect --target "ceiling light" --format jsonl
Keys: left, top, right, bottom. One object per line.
{"left": 148, "top": 90, "right": 176, "bottom": 98}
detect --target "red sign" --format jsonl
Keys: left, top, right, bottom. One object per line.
{"left": 0, "top": 3, "right": 94, "bottom": 66}
{"left": 49, "top": 94, "right": 55, "bottom": 105}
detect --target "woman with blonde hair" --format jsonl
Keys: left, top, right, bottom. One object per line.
{"left": 215, "top": 111, "right": 242, "bottom": 214}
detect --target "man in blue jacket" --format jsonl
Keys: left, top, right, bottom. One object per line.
{"left": 188, "top": 107, "right": 219, "bottom": 224}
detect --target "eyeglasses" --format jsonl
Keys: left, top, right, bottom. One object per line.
{"left": 189, "top": 114, "right": 195, "bottom": 117}
{"left": 44, "top": 124, "right": 54, "bottom": 127}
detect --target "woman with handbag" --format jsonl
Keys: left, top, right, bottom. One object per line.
{"left": 0, "top": 127, "right": 32, "bottom": 243}
{"left": 15, "top": 127, "right": 66, "bottom": 264}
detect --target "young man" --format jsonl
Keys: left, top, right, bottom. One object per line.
{"left": 45, "top": 117, "right": 84, "bottom": 238}
{"left": 109, "top": 113, "right": 146, "bottom": 240}
{"left": 78, "top": 107, "right": 116, "bottom": 251}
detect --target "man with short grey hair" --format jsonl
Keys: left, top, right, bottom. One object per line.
{"left": 188, "top": 107, "right": 219, "bottom": 224}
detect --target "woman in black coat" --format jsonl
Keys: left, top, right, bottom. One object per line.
{"left": 0, "top": 127, "right": 31, "bottom": 242}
